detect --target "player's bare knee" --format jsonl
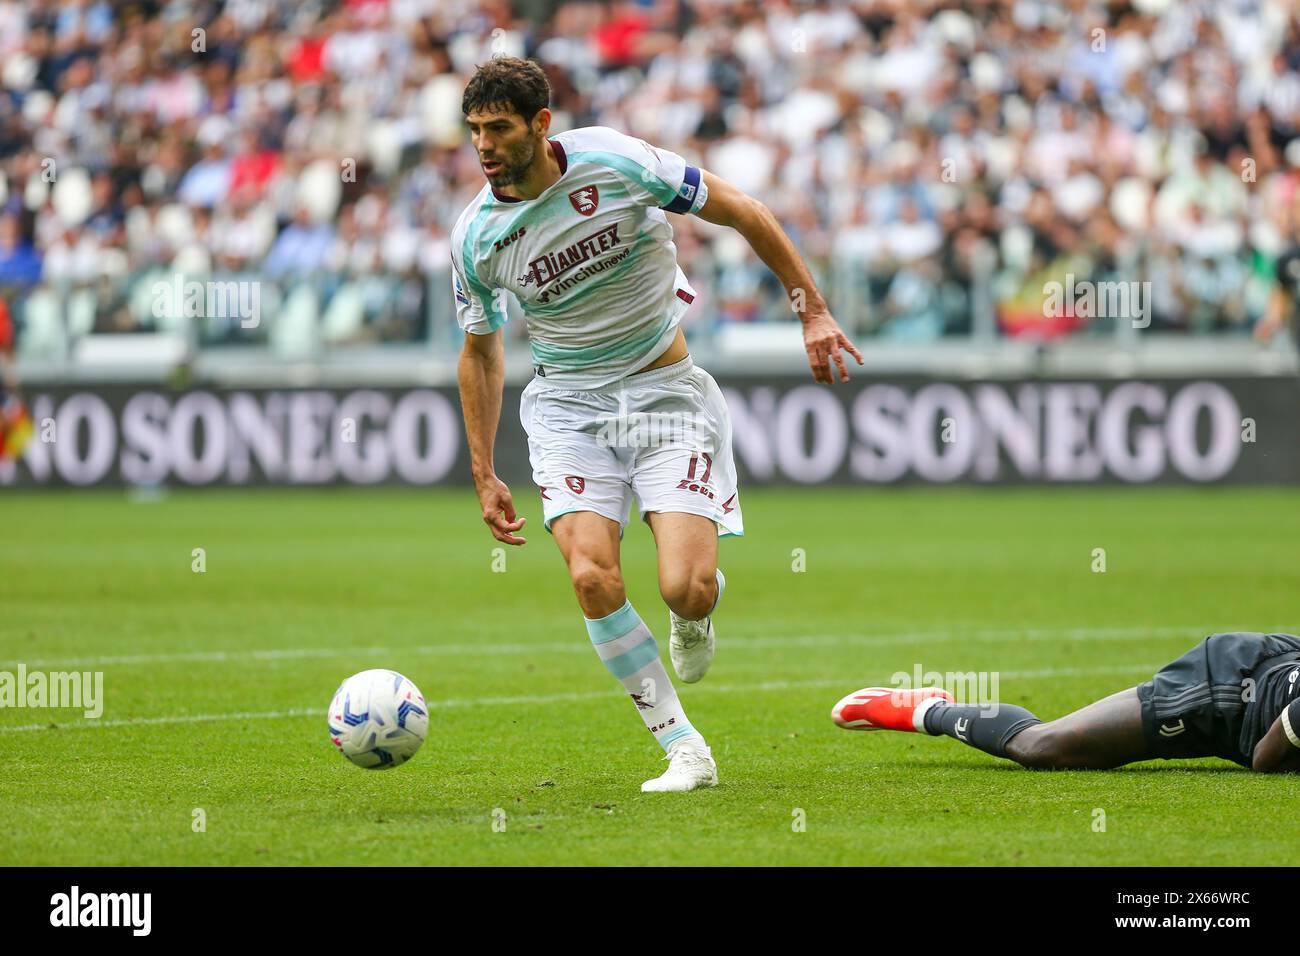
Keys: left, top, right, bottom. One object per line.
{"left": 661, "top": 567, "right": 715, "bottom": 620}
{"left": 569, "top": 560, "right": 624, "bottom": 617}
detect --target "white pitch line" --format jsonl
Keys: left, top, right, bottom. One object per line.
{"left": 0, "top": 662, "right": 1157, "bottom": 734}
{"left": 0, "top": 625, "right": 1204, "bottom": 671}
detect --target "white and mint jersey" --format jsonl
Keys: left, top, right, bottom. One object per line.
{"left": 449, "top": 126, "right": 709, "bottom": 389}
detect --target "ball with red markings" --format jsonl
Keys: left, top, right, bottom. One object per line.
{"left": 327, "top": 669, "right": 428, "bottom": 769}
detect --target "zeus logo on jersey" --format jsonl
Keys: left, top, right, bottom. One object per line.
{"left": 493, "top": 226, "right": 526, "bottom": 252}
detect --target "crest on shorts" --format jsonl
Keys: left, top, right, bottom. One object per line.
{"left": 568, "top": 186, "right": 599, "bottom": 217}
{"left": 565, "top": 475, "right": 585, "bottom": 494}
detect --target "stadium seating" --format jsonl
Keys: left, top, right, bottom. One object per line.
{"left": 0, "top": 0, "right": 1296, "bottom": 375}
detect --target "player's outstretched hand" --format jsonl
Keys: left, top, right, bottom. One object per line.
{"left": 477, "top": 475, "right": 527, "bottom": 545}
{"left": 803, "top": 311, "right": 864, "bottom": 384}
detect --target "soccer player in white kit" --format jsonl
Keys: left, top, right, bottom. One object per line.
{"left": 453, "top": 58, "right": 862, "bottom": 792}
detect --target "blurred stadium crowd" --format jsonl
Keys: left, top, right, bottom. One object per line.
{"left": 0, "top": 0, "right": 1298, "bottom": 359}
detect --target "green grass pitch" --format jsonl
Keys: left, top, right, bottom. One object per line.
{"left": 1, "top": 486, "right": 1296, "bottom": 866}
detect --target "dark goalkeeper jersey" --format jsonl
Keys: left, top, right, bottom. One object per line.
{"left": 1240, "top": 636, "right": 1300, "bottom": 762}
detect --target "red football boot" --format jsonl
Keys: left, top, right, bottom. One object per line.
{"left": 831, "top": 686, "right": 954, "bottom": 732}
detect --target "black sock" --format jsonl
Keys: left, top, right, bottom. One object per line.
{"left": 922, "top": 701, "right": 1042, "bottom": 759}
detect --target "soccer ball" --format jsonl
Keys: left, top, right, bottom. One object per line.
{"left": 327, "top": 669, "right": 428, "bottom": 769}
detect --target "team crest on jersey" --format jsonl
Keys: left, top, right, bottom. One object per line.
{"left": 565, "top": 475, "right": 586, "bottom": 494}
{"left": 569, "top": 186, "right": 599, "bottom": 216}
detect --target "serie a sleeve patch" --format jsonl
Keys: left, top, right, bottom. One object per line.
{"left": 663, "top": 165, "right": 704, "bottom": 215}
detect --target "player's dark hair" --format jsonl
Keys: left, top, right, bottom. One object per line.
{"left": 461, "top": 57, "right": 550, "bottom": 124}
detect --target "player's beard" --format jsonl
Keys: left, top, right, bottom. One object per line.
{"left": 483, "top": 137, "right": 537, "bottom": 188}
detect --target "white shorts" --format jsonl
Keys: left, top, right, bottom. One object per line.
{"left": 519, "top": 356, "right": 744, "bottom": 538}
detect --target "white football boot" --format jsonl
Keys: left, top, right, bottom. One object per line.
{"left": 641, "top": 738, "right": 718, "bottom": 793}
{"left": 668, "top": 569, "right": 724, "bottom": 683}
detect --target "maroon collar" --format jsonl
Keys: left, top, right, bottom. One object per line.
{"left": 490, "top": 138, "right": 567, "bottom": 203}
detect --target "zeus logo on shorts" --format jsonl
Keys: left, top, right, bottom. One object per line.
{"left": 677, "top": 479, "right": 716, "bottom": 500}
{"left": 677, "top": 452, "right": 715, "bottom": 499}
